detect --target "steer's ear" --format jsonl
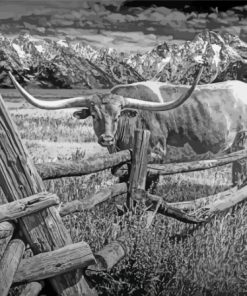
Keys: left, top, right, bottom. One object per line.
{"left": 73, "top": 109, "right": 91, "bottom": 119}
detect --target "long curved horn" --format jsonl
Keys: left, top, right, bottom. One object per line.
{"left": 122, "top": 66, "right": 204, "bottom": 111}
{"left": 8, "top": 72, "right": 91, "bottom": 109}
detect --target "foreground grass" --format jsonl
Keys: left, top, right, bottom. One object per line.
{"left": 45, "top": 168, "right": 247, "bottom": 296}
{"left": 7, "top": 101, "right": 247, "bottom": 295}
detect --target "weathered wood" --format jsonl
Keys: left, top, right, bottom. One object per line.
{"left": 148, "top": 149, "right": 247, "bottom": 175}
{"left": 196, "top": 184, "right": 247, "bottom": 220}
{"left": 169, "top": 185, "right": 247, "bottom": 220}
{"left": 88, "top": 236, "right": 128, "bottom": 273}
{"left": 128, "top": 130, "right": 150, "bottom": 208}
{"left": 168, "top": 187, "right": 239, "bottom": 210}
{"left": 0, "top": 192, "right": 59, "bottom": 222}
{"left": 0, "top": 94, "right": 96, "bottom": 296}
{"left": 145, "top": 193, "right": 203, "bottom": 224}
{"left": 148, "top": 184, "right": 247, "bottom": 222}
{"left": 14, "top": 241, "right": 96, "bottom": 283}
{"left": 0, "top": 222, "right": 15, "bottom": 259}
{"left": 36, "top": 148, "right": 247, "bottom": 180}
{"left": 20, "top": 281, "right": 44, "bottom": 296}
{"left": 60, "top": 183, "right": 127, "bottom": 216}
{"left": 232, "top": 159, "right": 247, "bottom": 187}
{"left": 0, "top": 239, "right": 25, "bottom": 296}
{"left": 0, "top": 221, "right": 14, "bottom": 239}
{"left": 36, "top": 150, "right": 131, "bottom": 180}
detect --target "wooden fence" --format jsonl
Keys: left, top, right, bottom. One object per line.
{"left": 1, "top": 92, "right": 247, "bottom": 295}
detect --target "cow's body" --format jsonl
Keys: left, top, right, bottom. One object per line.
{"left": 111, "top": 80, "right": 247, "bottom": 161}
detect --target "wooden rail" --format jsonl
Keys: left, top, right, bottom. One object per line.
{"left": 148, "top": 149, "right": 247, "bottom": 175}
{"left": 0, "top": 192, "right": 59, "bottom": 223}
{"left": 37, "top": 150, "right": 131, "bottom": 180}
{"left": 35, "top": 148, "right": 247, "bottom": 181}
{"left": 14, "top": 241, "right": 95, "bottom": 283}
{"left": 60, "top": 182, "right": 127, "bottom": 216}
{"left": 87, "top": 235, "right": 129, "bottom": 274}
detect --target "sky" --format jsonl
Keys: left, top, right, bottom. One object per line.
{"left": 0, "top": 0, "right": 98, "bottom": 20}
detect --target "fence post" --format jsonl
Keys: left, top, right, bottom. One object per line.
{"left": 0, "top": 94, "right": 97, "bottom": 296}
{"left": 231, "top": 131, "right": 247, "bottom": 187}
{"left": 232, "top": 159, "right": 247, "bottom": 187}
{"left": 128, "top": 129, "right": 150, "bottom": 210}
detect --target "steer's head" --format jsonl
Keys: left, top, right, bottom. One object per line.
{"left": 9, "top": 67, "right": 203, "bottom": 150}
{"left": 73, "top": 93, "right": 125, "bottom": 147}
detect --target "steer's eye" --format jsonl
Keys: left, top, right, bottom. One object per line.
{"left": 91, "top": 114, "right": 96, "bottom": 119}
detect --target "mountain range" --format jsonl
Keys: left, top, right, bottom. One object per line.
{"left": 1, "top": 30, "right": 247, "bottom": 89}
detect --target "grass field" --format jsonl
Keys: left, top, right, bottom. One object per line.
{"left": 3, "top": 89, "right": 247, "bottom": 296}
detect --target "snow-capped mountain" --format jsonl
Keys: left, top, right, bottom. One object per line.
{"left": 1, "top": 31, "right": 247, "bottom": 89}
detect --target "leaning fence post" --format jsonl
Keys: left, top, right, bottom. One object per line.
{"left": 0, "top": 94, "right": 97, "bottom": 296}
{"left": 128, "top": 129, "right": 150, "bottom": 210}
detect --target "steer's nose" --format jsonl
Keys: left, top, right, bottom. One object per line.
{"left": 98, "top": 134, "right": 114, "bottom": 146}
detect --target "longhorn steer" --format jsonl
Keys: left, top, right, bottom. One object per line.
{"left": 9, "top": 69, "right": 202, "bottom": 161}
{"left": 11, "top": 67, "right": 247, "bottom": 163}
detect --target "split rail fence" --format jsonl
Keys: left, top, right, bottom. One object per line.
{"left": 1, "top": 92, "right": 247, "bottom": 295}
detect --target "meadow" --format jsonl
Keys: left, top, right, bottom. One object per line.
{"left": 4, "top": 92, "right": 247, "bottom": 296}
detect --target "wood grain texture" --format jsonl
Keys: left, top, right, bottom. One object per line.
{"left": 144, "top": 193, "right": 202, "bottom": 224}
{"left": 168, "top": 186, "right": 239, "bottom": 210}
{"left": 148, "top": 149, "right": 247, "bottom": 176}
{"left": 147, "top": 184, "right": 247, "bottom": 222}
{"left": 0, "top": 221, "right": 14, "bottom": 239}
{"left": 60, "top": 183, "right": 127, "bottom": 216}
{"left": 196, "top": 184, "right": 247, "bottom": 220}
{"left": 14, "top": 241, "right": 96, "bottom": 283}
{"left": 89, "top": 237, "right": 127, "bottom": 272}
{"left": 35, "top": 149, "right": 247, "bottom": 181}
{"left": 0, "top": 94, "right": 97, "bottom": 296}
{"left": 37, "top": 150, "right": 131, "bottom": 180}
{"left": 169, "top": 185, "right": 247, "bottom": 220}
{"left": 0, "top": 192, "right": 59, "bottom": 222}
{"left": 0, "top": 239, "right": 25, "bottom": 296}
{"left": 128, "top": 129, "right": 150, "bottom": 208}
{"left": 0, "top": 222, "right": 15, "bottom": 259}
{"left": 19, "top": 282, "right": 44, "bottom": 296}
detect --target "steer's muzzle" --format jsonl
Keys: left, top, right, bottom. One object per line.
{"left": 98, "top": 134, "right": 115, "bottom": 147}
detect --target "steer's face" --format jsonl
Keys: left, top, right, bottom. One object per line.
{"left": 73, "top": 93, "right": 124, "bottom": 147}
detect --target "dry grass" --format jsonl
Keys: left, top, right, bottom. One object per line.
{"left": 6, "top": 98, "right": 247, "bottom": 296}
{"left": 12, "top": 108, "right": 97, "bottom": 143}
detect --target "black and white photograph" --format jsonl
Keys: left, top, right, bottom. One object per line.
{"left": 1, "top": 0, "right": 247, "bottom": 295}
